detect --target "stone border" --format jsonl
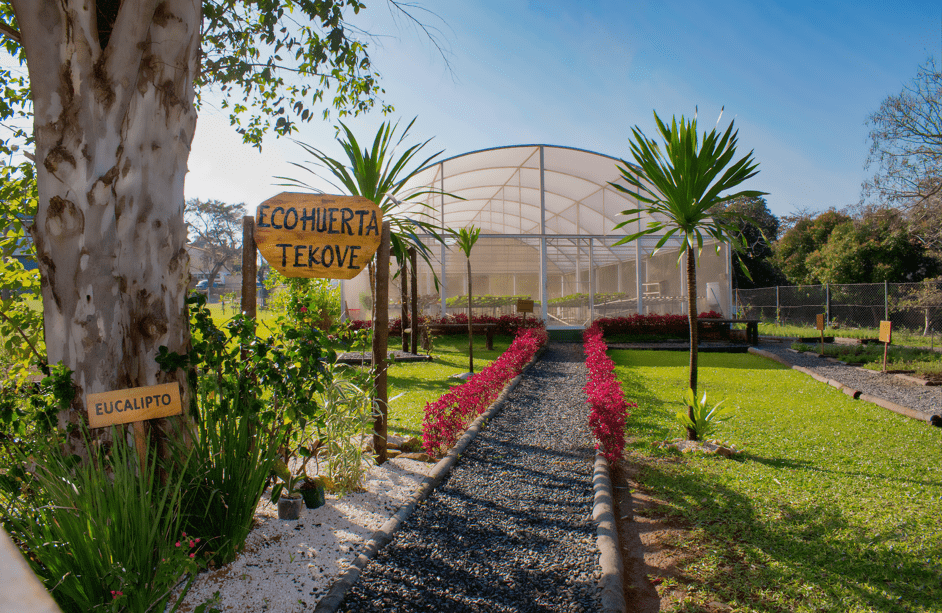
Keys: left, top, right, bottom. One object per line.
{"left": 313, "top": 347, "right": 546, "bottom": 613}
{"left": 748, "top": 347, "right": 932, "bottom": 424}
{"left": 593, "top": 454, "right": 627, "bottom": 613}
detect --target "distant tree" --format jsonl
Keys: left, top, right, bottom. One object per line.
{"left": 710, "top": 196, "right": 785, "bottom": 288}
{"left": 185, "top": 199, "right": 245, "bottom": 291}
{"left": 773, "top": 209, "right": 851, "bottom": 284}
{"left": 863, "top": 57, "right": 942, "bottom": 250}
{"left": 454, "top": 227, "right": 480, "bottom": 374}
{"left": 806, "top": 209, "right": 939, "bottom": 284}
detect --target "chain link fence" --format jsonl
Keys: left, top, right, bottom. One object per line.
{"left": 736, "top": 281, "right": 942, "bottom": 335}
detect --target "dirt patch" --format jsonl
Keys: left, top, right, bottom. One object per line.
{"left": 611, "top": 459, "right": 694, "bottom": 612}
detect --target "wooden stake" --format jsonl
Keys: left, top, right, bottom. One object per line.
{"left": 372, "top": 222, "right": 391, "bottom": 464}
{"left": 133, "top": 421, "right": 147, "bottom": 470}
{"left": 241, "top": 216, "right": 257, "bottom": 320}
{"left": 410, "top": 247, "right": 418, "bottom": 356}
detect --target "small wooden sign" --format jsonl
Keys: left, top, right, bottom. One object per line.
{"left": 879, "top": 321, "right": 892, "bottom": 344}
{"left": 517, "top": 299, "right": 534, "bottom": 313}
{"left": 255, "top": 192, "right": 382, "bottom": 280}
{"left": 87, "top": 383, "right": 182, "bottom": 429}
{"left": 816, "top": 314, "right": 825, "bottom": 331}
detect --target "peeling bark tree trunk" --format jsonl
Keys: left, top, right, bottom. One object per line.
{"left": 686, "top": 246, "right": 698, "bottom": 441}
{"left": 12, "top": 0, "right": 199, "bottom": 457}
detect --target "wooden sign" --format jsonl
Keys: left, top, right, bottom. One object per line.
{"left": 816, "top": 314, "right": 825, "bottom": 331}
{"left": 255, "top": 192, "right": 382, "bottom": 280}
{"left": 87, "top": 383, "right": 182, "bottom": 429}
{"left": 879, "top": 320, "right": 892, "bottom": 344}
{"left": 517, "top": 299, "right": 534, "bottom": 313}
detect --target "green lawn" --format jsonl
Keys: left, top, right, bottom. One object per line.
{"left": 369, "top": 335, "right": 513, "bottom": 438}
{"left": 613, "top": 350, "right": 942, "bottom": 612}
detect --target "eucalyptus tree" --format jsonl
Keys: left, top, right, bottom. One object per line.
{"left": 455, "top": 226, "right": 481, "bottom": 374}
{"left": 0, "top": 0, "right": 435, "bottom": 455}
{"left": 611, "top": 110, "right": 764, "bottom": 440}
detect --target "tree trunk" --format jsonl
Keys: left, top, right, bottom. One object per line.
{"left": 410, "top": 247, "right": 418, "bottom": 355}
{"left": 372, "top": 222, "right": 391, "bottom": 464}
{"left": 686, "top": 246, "right": 698, "bottom": 441}
{"left": 12, "top": 0, "right": 199, "bottom": 458}
{"left": 467, "top": 258, "right": 473, "bottom": 374}
{"left": 400, "top": 255, "right": 408, "bottom": 353}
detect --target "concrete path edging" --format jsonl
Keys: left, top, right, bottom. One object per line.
{"left": 313, "top": 346, "right": 546, "bottom": 613}
{"left": 748, "top": 347, "right": 931, "bottom": 424}
{"left": 593, "top": 454, "right": 627, "bottom": 613}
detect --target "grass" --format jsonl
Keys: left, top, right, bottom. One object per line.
{"left": 758, "top": 321, "right": 942, "bottom": 349}
{"left": 790, "top": 342, "right": 942, "bottom": 377}
{"left": 612, "top": 350, "right": 942, "bottom": 612}
{"left": 363, "top": 335, "right": 514, "bottom": 438}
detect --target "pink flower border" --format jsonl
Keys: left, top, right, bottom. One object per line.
{"left": 584, "top": 323, "right": 637, "bottom": 463}
{"left": 422, "top": 326, "right": 548, "bottom": 456}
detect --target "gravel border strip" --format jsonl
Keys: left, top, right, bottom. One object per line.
{"left": 313, "top": 347, "right": 546, "bottom": 613}
{"left": 593, "top": 454, "right": 626, "bottom": 613}
{"left": 748, "top": 347, "right": 932, "bottom": 423}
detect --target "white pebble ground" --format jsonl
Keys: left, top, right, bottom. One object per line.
{"left": 176, "top": 457, "right": 435, "bottom": 612}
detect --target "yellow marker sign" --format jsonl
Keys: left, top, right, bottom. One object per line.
{"left": 87, "top": 383, "right": 182, "bottom": 429}
{"left": 255, "top": 193, "right": 382, "bottom": 280}
{"left": 517, "top": 299, "right": 534, "bottom": 313}
{"left": 879, "top": 320, "right": 892, "bottom": 344}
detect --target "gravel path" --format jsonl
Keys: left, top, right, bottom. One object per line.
{"left": 338, "top": 343, "right": 601, "bottom": 612}
{"left": 755, "top": 341, "right": 942, "bottom": 418}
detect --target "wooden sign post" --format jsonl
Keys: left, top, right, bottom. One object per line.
{"left": 87, "top": 383, "right": 182, "bottom": 467}
{"left": 254, "top": 193, "right": 382, "bottom": 280}
{"left": 816, "top": 313, "right": 826, "bottom": 356}
{"left": 879, "top": 320, "right": 892, "bottom": 372}
{"left": 517, "top": 298, "right": 534, "bottom": 321}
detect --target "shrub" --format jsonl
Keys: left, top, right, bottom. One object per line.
{"left": 584, "top": 323, "right": 637, "bottom": 463}
{"left": 594, "top": 310, "right": 727, "bottom": 339}
{"left": 422, "top": 325, "right": 547, "bottom": 456}
{"left": 359, "top": 313, "right": 544, "bottom": 338}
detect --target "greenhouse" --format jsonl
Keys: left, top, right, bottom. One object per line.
{"left": 341, "top": 145, "right": 733, "bottom": 329}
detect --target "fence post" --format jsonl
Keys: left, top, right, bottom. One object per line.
{"left": 884, "top": 279, "right": 889, "bottom": 321}
{"left": 825, "top": 282, "right": 830, "bottom": 325}
{"left": 776, "top": 285, "right": 780, "bottom": 326}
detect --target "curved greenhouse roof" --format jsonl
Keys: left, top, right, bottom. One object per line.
{"left": 342, "top": 144, "right": 733, "bottom": 328}
{"left": 398, "top": 144, "right": 663, "bottom": 237}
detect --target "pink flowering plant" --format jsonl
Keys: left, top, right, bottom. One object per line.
{"left": 584, "top": 323, "right": 637, "bottom": 463}
{"left": 422, "top": 325, "right": 547, "bottom": 456}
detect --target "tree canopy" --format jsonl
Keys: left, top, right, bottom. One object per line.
{"left": 710, "top": 196, "right": 785, "bottom": 289}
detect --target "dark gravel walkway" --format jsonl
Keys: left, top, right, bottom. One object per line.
{"left": 339, "top": 343, "right": 601, "bottom": 612}
{"left": 755, "top": 341, "right": 942, "bottom": 418}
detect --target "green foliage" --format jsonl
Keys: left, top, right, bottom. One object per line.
{"left": 773, "top": 209, "right": 852, "bottom": 284}
{"left": 198, "top": 0, "right": 390, "bottom": 145}
{"left": 807, "top": 211, "right": 939, "bottom": 283}
{"left": 278, "top": 118, "right": 456, "bottom": 270}
{"left": 266, "top": 270, "right": 341, "bottom": 332}
{"left": 612, "top": 350, "right": 942, "bottom": 611}
{"left": 3, "top": 425, "right": 200, "bottom": 612}
{"left": 674, "top": 387, "right": 734, "bottom": 439}
{"left": 318, "top": 363, "right": 377, "bottom": 494}
{"left": 710, "top": 196, "right": 786, "bottom": 288}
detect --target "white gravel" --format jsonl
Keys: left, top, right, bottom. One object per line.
{"left": 176, "top": 457, "right": 436, "bottom": 613}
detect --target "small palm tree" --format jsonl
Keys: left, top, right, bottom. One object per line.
{"left": 611, "top": 109, "right": 765, "bottom": 440}
{"left": 455, "top": 227, "right": 481, "bottom": 374}
{"left": 279, "top": 118, "right": 458, "bottom": 315}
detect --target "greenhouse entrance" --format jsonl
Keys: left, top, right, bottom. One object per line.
{"left": 341, "top": 145, "right": 732, "bottom": 329}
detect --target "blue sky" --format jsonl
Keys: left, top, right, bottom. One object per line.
{"left": 187, "top": 0, "right": 940, "bottom": 221}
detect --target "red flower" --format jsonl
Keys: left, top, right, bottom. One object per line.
{"left": 300, "top": 306, "right": 308, "bottom": 313}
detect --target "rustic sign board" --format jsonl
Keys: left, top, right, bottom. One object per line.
{"left": 255, "top": 193, "right": 382, "bottom": 280}
{"left": 517, "top": 299, "right": 534, "bottom": 313}
{"left": 816, "top": 314, "right": 825, "bottom": 331}
{"left": 879, "top": 320, "right": 892, "bottom": 344}
{"left": 86, "top": 383, "right": 182, "bottom": 429}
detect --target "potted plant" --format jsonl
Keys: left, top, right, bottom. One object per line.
{"left": 298, "top": 475, "right": 331, "bottom": 509}
{"left": 271, "top": 460, "right": 304, "bottom": 520}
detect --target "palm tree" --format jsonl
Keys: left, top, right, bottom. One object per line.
{"left": 454, "top": 227, "right": 481, "bottom": 374}
{"left": 279, "top": 118, "right": 457, "bottom": 317}
{"left": 611, "top": 109, "right": 765, "bottom": 440}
